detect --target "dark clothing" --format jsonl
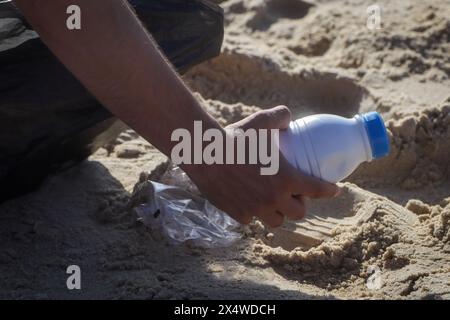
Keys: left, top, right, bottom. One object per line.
{"left": 0, "top": 0, "right": 223, "bottom": 202}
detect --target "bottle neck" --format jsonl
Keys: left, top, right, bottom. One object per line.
{"left": 354, "top": 115, "right": 373, "bottom": 162}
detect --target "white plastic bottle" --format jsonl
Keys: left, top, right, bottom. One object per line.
{"left": 279, "top": 111, "right": 390, "bottom": 183}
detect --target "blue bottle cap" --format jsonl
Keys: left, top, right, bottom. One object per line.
{"left": 362, "top": 111, "right": 390, "bottom": 159}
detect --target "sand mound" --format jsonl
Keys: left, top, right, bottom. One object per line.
{"left": 351, "top": 98, "right": 450, "bottom": 188}
{"left": 244, "top": 182, "right": 450, "bottom": 298}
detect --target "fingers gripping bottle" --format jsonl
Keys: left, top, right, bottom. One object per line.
{"left": 279, "top": 111, "right": 390, "bottom": 183}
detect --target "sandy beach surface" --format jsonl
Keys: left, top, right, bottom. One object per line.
{"left": 1, "top": 0, "right": 449, "bottom": 299}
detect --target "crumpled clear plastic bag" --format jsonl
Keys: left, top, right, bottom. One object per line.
{"left": 132, "top": 165, "right": 241, "bottom": 248}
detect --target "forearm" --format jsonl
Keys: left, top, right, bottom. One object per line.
{"left": 13, "top": 0, "right": 221, "bottom": 156}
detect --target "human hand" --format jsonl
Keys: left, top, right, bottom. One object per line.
{"left": 184, "top": 106, "right": 340, "bottom": 227}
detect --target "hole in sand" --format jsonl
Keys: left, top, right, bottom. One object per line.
{"left": 247, "top": 0, "right": 314, "bottom": 31}
{"left": 288, "top": 37, "right": 333, "bottom": 57}
{"left": 185, "top": 52, "right": 372, "bottom": 118}
{"left": 266, "top": 0, "right": 314, "bottom": 19}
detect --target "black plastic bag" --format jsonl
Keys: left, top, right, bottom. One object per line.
{"left": 0, "top": 0, "right": 224, "bottom": 202}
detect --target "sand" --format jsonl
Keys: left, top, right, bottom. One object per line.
{"left": 1, "top": 0, "right": 449, "bottom": 299}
